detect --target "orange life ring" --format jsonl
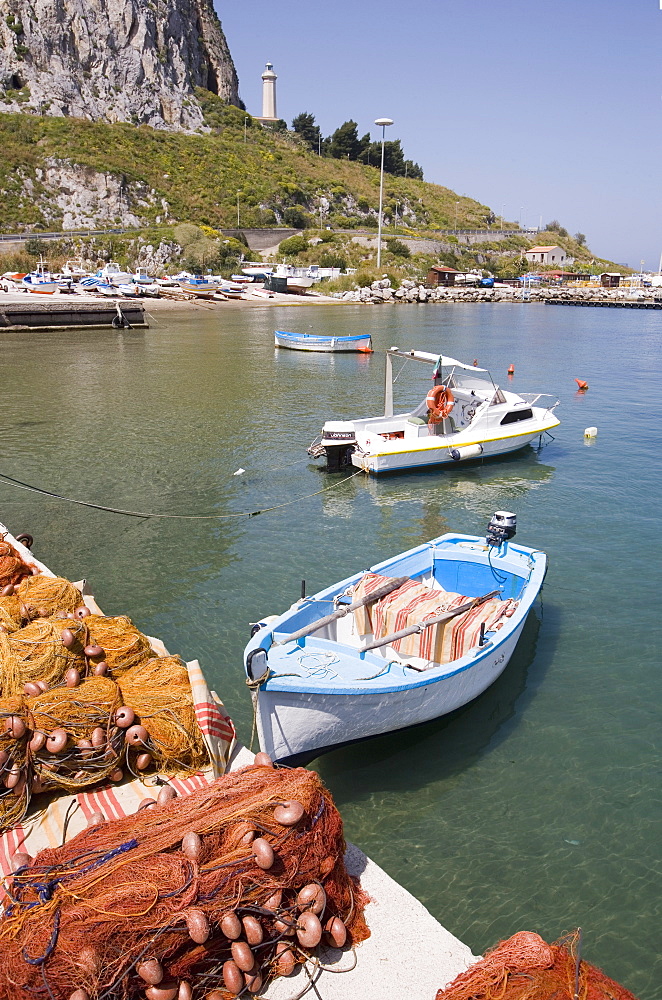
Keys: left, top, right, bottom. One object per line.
{"left": 426, "top": 384, "right": 455, "bottom": 423}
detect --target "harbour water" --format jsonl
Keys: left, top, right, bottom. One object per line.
{"left": 1, "top": 302, "right": 659, "bottom": 997}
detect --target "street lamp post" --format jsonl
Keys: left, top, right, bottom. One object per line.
{"left": 374, "top": 117, "right": 394, "bottom": 268}
{"left": 236, "top": 191, "right": 241, "bottom": 228}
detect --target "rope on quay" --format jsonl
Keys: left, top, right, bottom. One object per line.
{"left": 0, "top": 469, "right": 364, "bottom": 520}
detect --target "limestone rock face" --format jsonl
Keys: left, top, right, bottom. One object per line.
{"left": 0, "top": 0, "right": 240, "bottom": 129}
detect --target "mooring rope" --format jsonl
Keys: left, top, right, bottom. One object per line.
{"left": 0, "top": 469, "right": 364, "bottom": 520}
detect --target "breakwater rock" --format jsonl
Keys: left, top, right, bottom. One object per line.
{"left": 333, "top": 280, "right": 662, "bottom": 306}
{"left": 0, "top": 0, "right": 239, "bottom": 130}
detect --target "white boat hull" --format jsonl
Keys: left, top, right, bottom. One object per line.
{"left": 275, "top": 334, "right": 373, "bottom": 353}
{"left": 352, "top": 421, "right": 557, "bottom": 474}
{"left": 255, "top": 622, "right": 524, "bottom": 763}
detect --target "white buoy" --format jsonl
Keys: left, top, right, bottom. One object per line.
{"left": 233, "top": 468, "right": 246, "bottom": 476}
{"left": 584, "top": 427, "right": 597, "bottom": 438}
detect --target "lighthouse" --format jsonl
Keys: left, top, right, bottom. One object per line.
{"left": 260, "top": 62, "right": 278, "bottom": 121}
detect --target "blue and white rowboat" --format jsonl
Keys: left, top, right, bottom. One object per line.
{"left": 274, "top": 330, "right": 373, "bottom": 353}
{"left": 244, "top": 513, "right": 546, "bottom": 765}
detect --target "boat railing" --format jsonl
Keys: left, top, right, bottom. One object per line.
{"left": 519, "top": 392, "right": 559, "bottom": 411}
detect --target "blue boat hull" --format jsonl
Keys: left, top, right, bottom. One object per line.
{"left": 274, "top": 330, "right": 373, "bottom": 353}
{"left": 244, "top": 533, "right": 546, "bottom": 763}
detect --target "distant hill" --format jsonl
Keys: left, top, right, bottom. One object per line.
{"left": 0, "top": 95, "right": 620, "bottom": 274}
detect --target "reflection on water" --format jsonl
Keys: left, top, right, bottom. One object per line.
{"left": 0, "top": 304, "right": 659, "bottom": 997}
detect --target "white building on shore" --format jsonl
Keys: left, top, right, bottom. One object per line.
{"left": 525, "top": 245, "right": 568, "bottom": 266}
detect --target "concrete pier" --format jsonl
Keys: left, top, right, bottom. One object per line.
{"left": 0, "top": 298, "right": 147, "bottom": 330}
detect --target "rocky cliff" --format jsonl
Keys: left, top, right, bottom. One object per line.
{"left": 0, "top": 0, "right": 240, "bottom": 130}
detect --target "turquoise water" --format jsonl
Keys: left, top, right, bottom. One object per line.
{"left": 1, "top": 302, "right": 659, "bottom": 997}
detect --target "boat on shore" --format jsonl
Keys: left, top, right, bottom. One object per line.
{"left": 309, "top": 348, "right": 560, "bottom": 474}
{"left": 22, "top": 260, "right": 58, "bottom": 295}
{"left": 179, "top": 275, "right": 220, "bottom": 299}
{"left": 275, "top": 330, "right": 373, "bottom": 353}
{"left": 244, "top": 512, "right": 545, "bottom": 765}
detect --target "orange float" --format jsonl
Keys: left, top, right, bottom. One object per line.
{"left": 426, "top": 384, "right": 455, "bottom": 423}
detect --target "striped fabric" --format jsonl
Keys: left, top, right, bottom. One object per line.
{"left": 352, "top": 572, "right": 517, "bottom": 665}
{"left": 0, "top": 659, "right": 236, "bottom": 877}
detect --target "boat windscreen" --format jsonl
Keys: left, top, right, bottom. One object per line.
{"left": 446, "top": 369, "right": 496, "bottom": 393}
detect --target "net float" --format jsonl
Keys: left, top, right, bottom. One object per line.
{"left": 84, "top": 644, "right": 104, "bottom": 660}
{"left": 230, "top": 940, "right": 255, "bottom": 972}
{"left": 12, "top": 773, "right": 27, "bottom": 796}
{"left": 297, "top": 882, "right": 326, "bottom": 915}
{"left": 242, "top": 915, "right": 263, "bottom": 945}
{"left": 254, "top": 751, "right": 274, "bottom": 768}
{"left": 109, "top": 768, "right": 123, "bottom": 782}
{"left": 37, "top": 607, "right": 48, "bottom": 618}
{"left": 46, "top": 729, "right": 68, "bottom": 753}
{"left": 93, "top": 661, "right": 109, "bottom": 676}
{"left": 181, "top": 831, "right": 201, "bottom": 860}
{"left": 0, "top": 750, "right": 7, "bottom": 767}
{"left": 23, "top": 681, "right": 41, "bottom": 697}
{"left": 69, "top": 990, "right": 90, "bottom": 1000}
{"left": 220, "top": 911, "right": 242, "bottom": 940}
{"left": 36, "top": 680, "right": 48, "bottom": 691}
{"left": 4, "top": 715, "right": 26, "bottom": 739}
{"left": 11, "top": 851, "right": 32, "bottom": 870}
{"left": 124, "top": 724, "right": 148, "bottom": 745}
{"left": 31, "top": 776, "right": 46, "bottom": 793}
{"left": 137, "top": 959, "right": 164, "bottom": 985}
{"left": 240, "top": 829, "right": 255, "bottom": 846}
{"left": 185, "top": 908, "right": 210, "bottom": 943}
{"left": 157, "top": 784, "right": 177, "bottom": 806}
{"left": 264, "top": 889, "right": 282, "bottom": 911}
{"left": 135, "top": 752, "right": 152, "bottom": 770}
{"left": 273, "top": 917, "right": 296, "bottom": 937}
{"left": 221, "top": 961, "right": 244, "bottom": 995}
{"left": 145, "top": 983, "right": 178, "bottom": 1000}
{"left": 76, "top": 738, "right": 94, "bottom": 756}
{"left": 75, "top": 606, "right": 91, "bottom": 618}
{"left": 324, "top": 915, "right": 347, "bottom": 948}
{"left": 274, "top": 799, "right": 305, "bottom": 827}
{"left": 65, "top": 667, "right": 81, "bottom": 688}
{"left": 61, "top": 628, "right": 76, "bottom": 649}
{"left": 87, "top": 811, "right": 106, "bottom": 826}
{"left": 251, "top": 837, "right": 274, "bottom": 870}
{"left": 65, "top": 612, "right": 76, "bottom": 620}
{"left": 114, "top": 706, "right": 135, "bottom": 728}
{"left": 178, "top": 984, "right": 193, "bottom": 1000}
{"left": 137, "top": 798, "right": 157, "bottom": 811}
{"left": 275, "top": 941, "right": 296, "bottom": 976}
{"left": 245, "top": 969, "right": 263, "bottom": 995}
{"left": 0, "top": 584, "right": 15, "bottom": 596}
{"left": 90, "top": 727, "right": 106, "bottom": 748}
{"left": 296, "top": 910, "right": 322, "bottom": 948}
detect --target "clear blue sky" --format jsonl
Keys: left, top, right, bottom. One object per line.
{"left": 216, "top": 0, "right": 660, "bottom": 268}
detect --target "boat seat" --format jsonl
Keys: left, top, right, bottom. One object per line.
{"left": 407, "top": 416, "right": 428, "bottom": 425}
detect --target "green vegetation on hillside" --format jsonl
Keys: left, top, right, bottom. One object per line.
{"left": 0, "top": 96, "right": 492, "bottom": 234}
{"left": 0, "top": 93, "right": 625, "bottom": 278}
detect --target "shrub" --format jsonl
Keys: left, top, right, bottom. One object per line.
{"left": 318, "top": 251, "right": 347, "bottom": 269}
{"left": 279, "top": 233, "right": 308, "bottom": 255}
{"left": 282, "top": 206, "right": 309, "bottom": 229}
{"left": 386, "top": 238, "right": 410, "bottom": 258}
{"left": 24, "top": 237, "right": 50, "bottom": 257}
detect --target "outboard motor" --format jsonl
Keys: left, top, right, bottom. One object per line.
{"left": 319, "top": 421, "right": 357, "bottom": 472}
{"left": 486, "top": 511, "right": 517, "bottom": 547}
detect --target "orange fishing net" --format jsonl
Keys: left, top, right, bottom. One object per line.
{"left": 0, "top": 657, "right": 210, "bottom": 831}
{"left": 15, "top": 576, "right": 83, "bottom": 621}
{"left": 0, "top": 762, "right": 370, "bottom": 1000}
{"left": 0, "top": 535, "right": 32, "bottom": 591}
{"left": 436, "top": 930, "right": 637, "bottom": 1000}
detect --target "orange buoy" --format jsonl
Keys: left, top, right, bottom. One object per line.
{"left": 473, "top": 358, "right": 479, "bottom": 367}
{"left": 507, "top": 364, "right": 515, "bottom": 375}
{"left": 575, "top": 378, "right": 588, "bottom": 390}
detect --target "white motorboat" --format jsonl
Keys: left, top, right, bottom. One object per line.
{"left": 309, "top": 349, "right": 560, "bottom": 474}
{"left": 22, "top": 259, "right": 58, "bottom": 295}
{"left": 244, "top": 512, "right": 546, "bottom": 764}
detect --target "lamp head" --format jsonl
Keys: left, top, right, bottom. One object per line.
{"left": 374, "top": 117, "right": 394, "bottom": 127}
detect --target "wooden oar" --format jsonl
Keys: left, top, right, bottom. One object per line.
{"left": 360, "top": 589, "right": 500, "bottom": 652}
{"left": 273, "top": 575, "right": 410, "bottom": 646}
